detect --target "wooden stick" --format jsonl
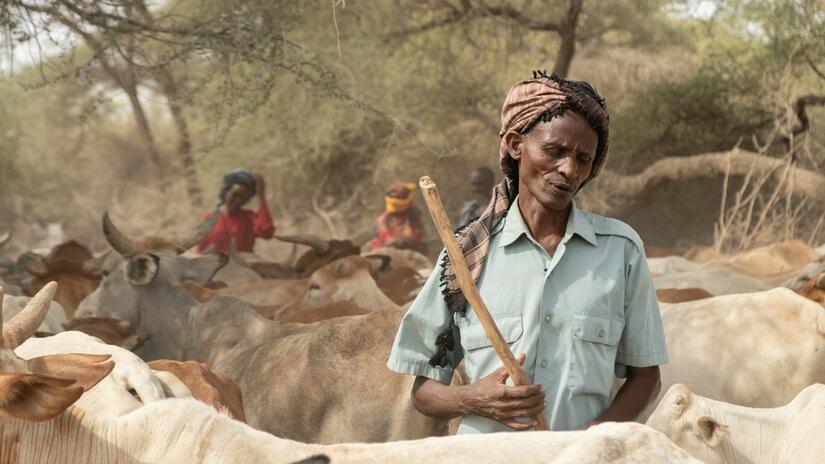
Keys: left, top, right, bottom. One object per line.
{"left": 418, "top": 176, "right": 550, "bottom": 431}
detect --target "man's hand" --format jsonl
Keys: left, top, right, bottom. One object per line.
{"left": 254, "top": 173, "right": 266, "bottom": 199}
{"left": 456, "top": 353, "right": 546, "bottom": 431}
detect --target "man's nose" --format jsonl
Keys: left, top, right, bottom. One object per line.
{"left": 556, "top": 156, "right": 577, "bottom": 180}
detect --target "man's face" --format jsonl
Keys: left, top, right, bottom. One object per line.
{"left": 225, "top": 184, "right": 253, "bottom": 214}
{"left": 509, "top": 111, "right": 598, "bottom": 211}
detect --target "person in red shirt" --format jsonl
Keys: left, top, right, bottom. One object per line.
{"left": 197, "top": 169, "right": 275, "bottom": 254}
{"left": 369, "top": 182, "right": 426, "bottom": 254}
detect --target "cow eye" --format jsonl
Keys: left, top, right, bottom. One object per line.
{"left": 309, "top": 283, "right": 320, "bottom": 291}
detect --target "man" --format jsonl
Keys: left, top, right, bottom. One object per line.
{"left": 369, "top": 182, "right": 427, "bottom": 254}
{"left": 458, "top": 167, "right": 496, "bottom": 228}
{"left": 387, "top": 72, "right": 667, "bottom": 433}
{"left": 197, "top": 169, "right": 275, "bottom": 254}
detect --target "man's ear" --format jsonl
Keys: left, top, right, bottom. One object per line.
{"left": 694, "top": 415, "right": 729, "bottom": 446}
{"left": 0, "top": 374, "right": 83, "bottom": 421}
{"left": 504, "top": 131, "right": 524, "bottom": 161}
{"left": 125, "top": 253, "right": 160, "bottom": 286}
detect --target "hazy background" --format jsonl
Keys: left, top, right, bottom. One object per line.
{"left": 1, "top": 0, "right": 823, "bottom": 260}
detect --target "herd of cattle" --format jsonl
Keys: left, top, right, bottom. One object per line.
{"left": 0, "top": 215, "right": 824, "bottom": 463}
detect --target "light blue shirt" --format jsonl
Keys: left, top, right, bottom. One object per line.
{"left": 387, "top": 197, "right": 668, "bottom": 432}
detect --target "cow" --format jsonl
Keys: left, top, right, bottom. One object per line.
{"left": 653, "top": 266, "right": 769, "bottom": 296}
{"left": 62, "top": 317, "right": 150, "bottom": 351}
{"left": 3, "top": 284, "right": 699, "bottom": 462}
{"left": 655, "top": 287, "right": 713, "bottom": 303}
{"left": 76, "top": 212, "right": 447, "bottom": 443}
{"left": 647, "top": 256, "right": 701, "bottom": 277}
{"left": 704, "top": 239, "right": 820, "bottom": 284}
{"left": 638, "top": 288, "right": 825, "bottom": 421}
{"left": 4, "top": 291, "right": 67, "bottom": 335}
{"left": 647, "top": 383, "right": 825, "bottom": 464}
{"left": 366, "top": 246, "right": 434, "bottom": 277}
{"left": 793, "top": 270, "right": 825, "bottom": 306}
{"left": 147, "top": 359, "right": 246, "bottom": 422}
{"left": 277, "top": 234, "right": 364, "bottom": 278}
{"left": 17, "top": 240, "right": 104, "bottom": 318}
{"left": 199, "top": 255, "right": 398, "bottom": 312}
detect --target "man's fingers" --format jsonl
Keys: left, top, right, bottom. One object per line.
{"left": 493, "top": 366, "right": 510, "bottom": 384}
{"left": 502, "top": 403, "right": 547, "bottom": 419}
{"left": 517, "top": 353, "right": 526, "bottom": 366}
{"left": 498, "top": 395, "right": 546, "bottom": 411}
{"left": 503, "top": 383, "right": 544, "bottom": 399}
{"left": 501, "top": 418, "right": 537, "bottom": 431}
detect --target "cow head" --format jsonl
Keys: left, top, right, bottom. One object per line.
{"left": 75, "top": 211, "right": 228, "bottom": 326}
{"left": 0, "top": 283, "right": 114, "bottom": 421}
{"left": 18, "top": 241, "right": 104, "bottom": 318}
{"left": 302, "top": 255, "right": 396, "bottom": 309}
{"left": 646, "top": 384, "right": 729, "bottom": 462}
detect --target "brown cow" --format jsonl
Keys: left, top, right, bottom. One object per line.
{"left": 62, "top": 317, "right": 149, "bottom": 351}
{"left": 656, "top": 287, "right": 714, "bottom": 303}
{"left": 183, "top": 280, "right": 373, "bottom": 323}
{"left": 794, "top": 272, "right": 825, "bottom": 306}
{"left": 147, "top": 359, "right": 246, "bottom": 422}
{"left": 277, "top": 235, "right": 363, "bottom": 278}
{"left": 18, "top": 241, "right": 103, "bottom": 318}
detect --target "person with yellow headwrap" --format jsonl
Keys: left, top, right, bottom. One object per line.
{"left": 369, "top": 182, "right": 426, "bottom": 253}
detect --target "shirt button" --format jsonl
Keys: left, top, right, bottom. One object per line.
{"left": 598, "top": 328, "right": 605, "bottom": 338}
{"left": 540, "top": 359, "right": 548, "bottom": 368}
{"left": 544, "top": 315, "right": 552, "bottom": 323}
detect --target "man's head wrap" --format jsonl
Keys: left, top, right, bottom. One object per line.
{"left": 429, "top": 71, "right": 610, "bottom": 368}
{"left": 218, "top": 169, "right": 257, "bottom": 204}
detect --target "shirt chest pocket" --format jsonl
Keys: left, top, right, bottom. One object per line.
{"left": 459, "top": 315, "right": 524, "bottom": 351}
{"left": 569, "top": 313, "right": 624, "bottom": 399}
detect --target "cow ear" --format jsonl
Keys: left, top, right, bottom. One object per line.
{"left": 182, "top": 255, "right": 228, "bottom": 284}
{"left": 121, "top": 334, "right": 150, "bottom": 352}
{"left": 0, "top": 373, "right": 83, "bottom": 421}
{"left": 26, "top": 353, "right": 114, "bottom": 392}
{"left": 815, "top": 273, "right": 825, "bottom": 290}
{"left": 694, "top": 415, "right": 728, "bottom": 446}
{"left": 365, "top": 255, "right": 391, "bottom": 275}
{"left": 17, "top": 253, "right": 48, "bottom": 277}
{"left": 125, "top": 253, "right": 160, "bottom": 286}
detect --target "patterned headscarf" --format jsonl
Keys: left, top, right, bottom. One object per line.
{"left": 384, "top": 182, "right": 417, "bottom": 214}
{"left": 429, "top": 71, "right": 610, "bottom": 368}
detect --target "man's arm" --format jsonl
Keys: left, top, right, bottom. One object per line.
{"left": 586, "top": 365, "right": 661, "bottom": 427}
{"left": 411, "top": 355, "right": 547, "bottom": 431}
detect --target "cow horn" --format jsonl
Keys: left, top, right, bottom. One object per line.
{"left": 276, "top": 234, "right": 331, "bottom": 254}
{"left": 102, "top": 211, "right": 140, "bottom": 256}
{"left": 351, "top": 231, "right": 375, "bottom": 249}
{"left": 177, "top": 208, "right": 220, "bottom": 253}
{"left": 82, "top": 250, "right": 111, "bottom": 276}
{"left": 3, "top": 281, "right": 57, "bottom": 349}
{"left": 0, "top": 231, "right": 10, "bottom": 249}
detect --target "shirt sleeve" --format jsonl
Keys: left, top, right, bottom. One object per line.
{"left": 615, "top": 242, "right": 669, "bottom": 378}
{"left": 387, "top": 252, "right": 463, "bottom": 384}
{"left": 252, "top": 199, "right": 275, "bottom": 239}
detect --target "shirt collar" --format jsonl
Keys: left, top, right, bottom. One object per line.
{"left": 499, "top": 197, "right": 598, "bottom": 248}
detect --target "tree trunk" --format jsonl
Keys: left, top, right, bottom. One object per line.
{"left": 585, "top": 149, "right": 825, "bottom": 216}
{"left": 552, "top": 0, "right": 583, "bottom": 77}
{"left": 154, "top": 67, "right": 204, "bottom": 208}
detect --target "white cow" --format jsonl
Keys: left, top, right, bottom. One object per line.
{"left": 647, "top": 256, "right": 701, "bottom": 276}
{"left": 653, "top": 266, "right": 769, "bottom": 295}
{"left": 647, "top": 383, "right": 825, "bottom": 464}
{"left": 641, "top": 288, "right": 825, "bottom": 420}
